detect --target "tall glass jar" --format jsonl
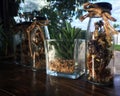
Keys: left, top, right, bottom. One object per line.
{"left": 86, "top": 18, "right": 115, "bottom": 85}
{"left": 14, "top": 17, "right": 49, "bottom": 71}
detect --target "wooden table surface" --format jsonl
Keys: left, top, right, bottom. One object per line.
{"left": 0, "top": 63, "right": 120, "bottom": 96}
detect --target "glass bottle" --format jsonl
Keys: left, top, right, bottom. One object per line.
{"left": 86, "top": 17, "right": 115, "bottom": 85}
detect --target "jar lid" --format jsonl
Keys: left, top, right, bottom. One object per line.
{"left": 95, "top": 2, "right": 112, "bottom": 11}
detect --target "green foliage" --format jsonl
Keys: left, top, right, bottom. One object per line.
{"left": 114, "top": 45, "right": 120, "bottom": 51}
{"left": 50, "top": 40, "right": 75, "bottom": 59}
{"left": 46, "top": 0, "right": 96, "bottom": 20}
{"left": 50, "top": 22, "right": 82, "bottom": 39}
{"left": 113, "top": 24, "right": 120, "bottom": 28}
{"left": 49, "top": 22, "right": 84, "bottom": 59}
{"left": 40, "top": 0, "right": 96, "bottom": 34}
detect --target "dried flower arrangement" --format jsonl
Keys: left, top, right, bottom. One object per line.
{"left": 24, "top": 19, "right": 49, "bottom": 70}
{"left": 80, "top": 2, "right": 118, "bottom": 85}
{"left": 13, "top": 18, "right": 49, "bottom": 70}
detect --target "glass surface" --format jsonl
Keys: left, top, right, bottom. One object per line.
{"left": 86, "top": 18, "right": 114, "bottom": 85}
{"left": 13, "top": 21, "right": 47, "bottom": 71}
{"left": 45, "top": 39, "right": 85, "bottom": 79}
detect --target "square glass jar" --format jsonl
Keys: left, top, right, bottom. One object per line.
{"left": 44, "top": 39, "right": 85, "bottom": 79}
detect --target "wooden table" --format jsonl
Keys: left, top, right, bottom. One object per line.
{"left": 0, "top": 63, "right": 120, "bottom": 96}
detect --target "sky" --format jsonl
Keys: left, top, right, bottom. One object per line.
{"left": 19, "top": 0, "right": 49, "bottom": 12}
{"left": 71, "top": 0, "right": 120, "bottom": 30}
{"left": 16, "top": 0, "right": 120, "bottom": 30}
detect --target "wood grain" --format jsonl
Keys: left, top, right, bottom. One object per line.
{"left": 0, "top": 63, "right": 120, "bottom": 96}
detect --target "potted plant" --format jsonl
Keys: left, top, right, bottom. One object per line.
{"left": 45, "top": 22, "right": 85, "bottom": 79}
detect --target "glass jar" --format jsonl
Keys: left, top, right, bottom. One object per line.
{"left": 14, "top": 18, "right": 49, "bottom": 71}
{"left": 20, "top": 21, "right": 46, "bottom": 71}
{"left": 44, "top": 39, "right": 85, "bottom": 79}
{"left": 86, "top": 18, "right": 114, "bottom": 85}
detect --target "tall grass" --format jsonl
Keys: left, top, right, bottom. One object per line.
{"left": 114, "top": 45, "right": 120, "bottom": 51}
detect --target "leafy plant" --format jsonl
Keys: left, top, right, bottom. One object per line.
{"left": 49, "top": 22, "right": 82, "bottom": 59}
{"left": 50, "top": 22, "right": 82, "bottom": 39}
